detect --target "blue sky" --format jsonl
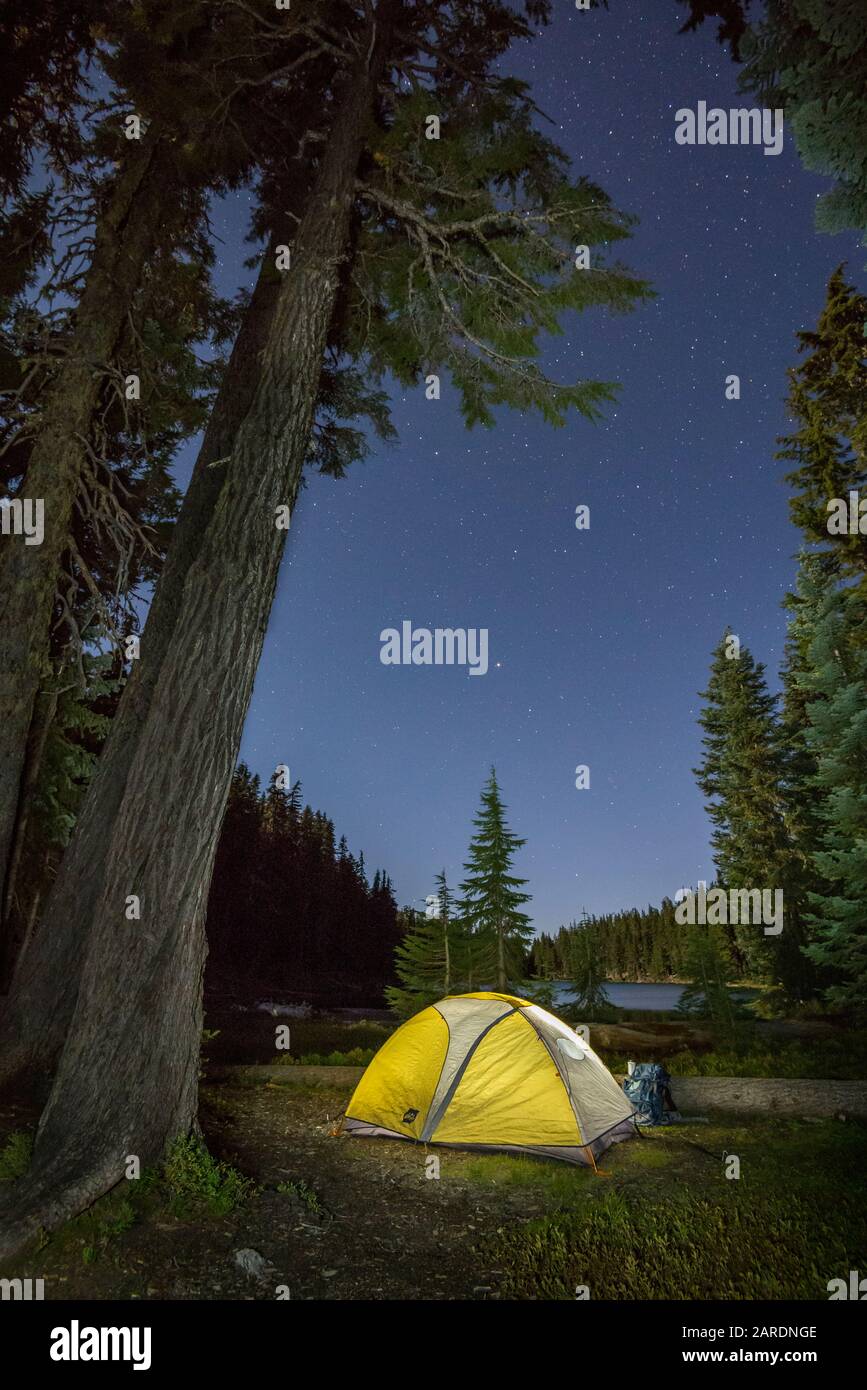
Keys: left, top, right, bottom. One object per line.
{"left": 173, "top": 0, "right": 865, "bottom": 932}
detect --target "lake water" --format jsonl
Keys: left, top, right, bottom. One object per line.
{"left": 547, "top": 981, "right": 755, "bottom": 1012}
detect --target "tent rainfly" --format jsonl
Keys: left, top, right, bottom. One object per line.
{"left": 343, "top": 991, "right": 637, "bottom": 1166}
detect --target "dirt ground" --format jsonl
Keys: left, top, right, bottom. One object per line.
{"left": 6, "top": 1076, "right": 866, "bottom": 1301}
{"left": 6, "top": 1081, "right": 557, "bottom": 1300}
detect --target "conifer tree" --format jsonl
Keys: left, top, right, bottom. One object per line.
{"left": 677, "top": 922, "right": 740, "bottom": 1034}
{"left": 776, "top": 268, "right": 867, "bottom": 582}
{"left": 775, "top": 272, "right": 867, "bottom": 1015}
{"left": 0, "top": 6, "right": 359, "bottom": 1062}
{"left": 740, "top": 4, "right": 867, "bottom": 242}
{"left": 677, "top": 3, "right": 867, "bottom": 241}
{"left": 205, "top": 764, "right": 400, "bottom": 1000}
{"left": 779, "top": 553, "right": 831, "bottom": 926}
{"left": 0, "top": 0, "right": 103, "bottom": 198}
{"left": 798, "top": 578, "right": 867, "bottom": 1017}
{"left": 386, "top": 870, "right": 456, "bottom": 1017}
{"left": 457, "top": 769, "right": 531, "bottom": 992}
{"left": 693, "top": 634, "right": 811, "bottom": 995}
{"left": 0, "top": 0, "right": 313, "bottom": 955}
{"left": 674, "top": 2, "right": 753, "bottom": 59}
{"left": 565, "top": 915, "right": 614, "bottom": 1021}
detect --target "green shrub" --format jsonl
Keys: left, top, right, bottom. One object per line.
{"left": 163, "top": 1135, "right": 257, "bottom": 1215}
{"left": 61, "top": 1191, "right": 140, "bottom": 1265}
{"left": 0, "top": 1131, "right": 33, "bottom": 1183}
{"left": 602, "top": 1033, "right": 867, "bottom": 1079}
{"left": 276, "top": 1178, "right": 325, "bottom": 1214}
{"left": 277, "top": 1046, "right": 376, "bottom": 1066}
{"left": 200, "top": 1026, "right": 221, "bottom": 1081}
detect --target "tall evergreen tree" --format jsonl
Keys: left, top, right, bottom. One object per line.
{"left": 676, "top": 3, "right": 867, "bottom": 242}
{"left": 386, "top": 870, "right": 456, "bottom": 1017}
{"left": 775, "top": 271, "right": 867, "bottom": 1016}
{"left": 0, "top": 5, "right": 357, "bottom": 1067}
{"left": 205, "top": 764, "right": 400, "bottom": 1002}
{"left": 797, "top": 576, "right": 867, "bottom": 1017}
{"left": 457, "top": 769, "right": 531, "bottom": 992}
{"left": 740, "top": 3, "right": 867, "bottom": 243}
{"left": 779, "top": 553, "right": 832, "bottom": 939}
{"left": 564, "top": 915, "right": 613, "bottom": 1020}
{"left": 693, "top": 634, "right": 812, "bottom": 995}
{"left": 0, "top": 0, "right": 310, "bottom": 963}
{"left": 776, "top": 268, "right": 867, "bottom": 582}
{"left": 677, "top": 921, "right": 740, "bottom": 1034}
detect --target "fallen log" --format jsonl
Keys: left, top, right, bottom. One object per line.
{"left": 207, "top": 1065, "right": 867, "bottom": 1119}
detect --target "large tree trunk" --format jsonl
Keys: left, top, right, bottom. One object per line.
{"left": 0, "top": 21, "right": 391, "bottom": 1260}
{"left": 0, "top": 239, "right": 287, "bottom": 1092}
{"left": 1, "top": 686, "right": 57, "bottom": 953}
{"left": 0, "top": 132, "right": 176, "bottom": 980}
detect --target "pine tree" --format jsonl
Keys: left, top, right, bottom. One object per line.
{"left": 205, "top": 764, "right": 401, "bottom": 1001}
{"left": 457, "top": 770, "right": 531, "bottom": 992}
{"left": 564, "top": 916, "right": 614, "bottom": 1022}
{"left": 677, "top": 922, "right": 740, "bottom": 1036}
{"left": 798, "top": 578, "right": 867, "bottom": 1017}
{"left": 674, "top": 1, "right": 753, "bottom": 60}
{"left": 0, "top": 0, "right": 295, "bottom": 967}
{"left": 779, "top": 554, "right": 832, "bottom": 924}
{"left": 693, "top": 634, "right": 811, "bottom": 994}
{"left": 775, "top": 272, "right": 867, "bottom": 1016}
{"left": 0, "top": 4, "right": 351, "bottom": 1069}
{"left": 740, "top": 5, "right": 867, "bottom": 242}
{"left": 676, "top": 6, "right": 867, "bottom": 240}
{"left": 386, "top": 870, "right": 456, "bottom": 1017}
{"left": 776, "top": 268, "right": 867, "bottom": 581}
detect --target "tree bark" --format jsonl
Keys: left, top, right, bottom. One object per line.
{"left": 0, "top": 131, "right": 175, "bottom": 980}
{"left": 0, "top": 239, "right": 285, "bottom": 1088}
{"left": 0, "top": 14, "right": 392, "bottom": 1261}
{"left": 497, "top": 923, "right": 506, "bottom": 992}
{"left": 0, "top": 686, "right": 57, "bottom": 972}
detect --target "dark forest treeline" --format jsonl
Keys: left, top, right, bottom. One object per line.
{"left": 529, "top": 903, "right": 700, "bottom": 985}
{"left": 205, "top": 764, "right": 402, "bottom": 1006}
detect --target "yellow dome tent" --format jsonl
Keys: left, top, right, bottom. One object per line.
{"left": 343, "top": 992, "right": 637, "bottom": 1166}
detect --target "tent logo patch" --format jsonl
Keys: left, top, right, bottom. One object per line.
{"left": 402, "top": 1108, "right": 419, "bottom": 1123}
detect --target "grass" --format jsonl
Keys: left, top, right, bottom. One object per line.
{"left": 163, "top": 1135, "right": 257, "bottom": 1216}
{"left": 6, "top": 1135, "right": 257, "bottom": 1271}
{"left": 491, "top": 1190, "right": 856, "bottom": 1300}
{"left": 277, "top": 1047, "right": 377, "bottom": 1066}
{"left": 273, "top": 1021, "right": 867, "bottom": 1079}
{"left": 0, "top": 1130, "right": 33, "bottom": 1183}
{"left": 33, "top": 1186, "right": 148, "bottom": 1267}
{"left": 72, "top": 1193, "right": 138, "bottom": 1266}
{"left": 275, "top": 1178, "right": 325, "bottom": 1214}
{"left": 476, "top": 1117, "right": 867, "bottom": 1299}
{"left": 604, "top": 1034, "right": 867, "bottom": 1079}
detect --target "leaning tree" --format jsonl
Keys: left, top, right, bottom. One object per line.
{"left": 0, "top": 0, "right": 651, "bottom": 1257}
{"left": 0, "top": 0, "right": 333, "bottom": 967}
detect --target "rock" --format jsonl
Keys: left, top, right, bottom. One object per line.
{"left": 234, "top": 1248, "right": 270, "bottom": 1282}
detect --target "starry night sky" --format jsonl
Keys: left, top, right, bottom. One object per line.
{"left": 186, "top": 0, "right": 866, "bottom": 932}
